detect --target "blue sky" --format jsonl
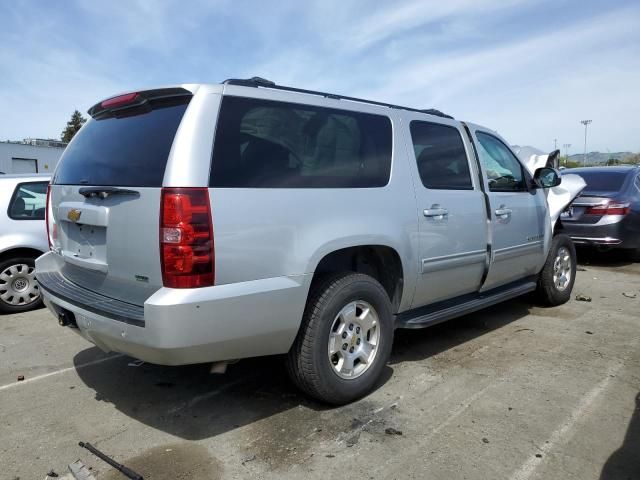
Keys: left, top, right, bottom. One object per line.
{"left": 1, "top": 0, "right": 639, "bottom": 153}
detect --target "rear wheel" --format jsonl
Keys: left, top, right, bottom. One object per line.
{"left": 286, "top": 272, "right": 393, "bottom": 405}
{"left": 535, "top": 234, "right": 576, "bottom": 306}
{"left": 0, "top": 257, "right": 43, "bottom": 314}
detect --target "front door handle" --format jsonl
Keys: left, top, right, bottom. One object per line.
{"left": 495, "top": 205, "right": 513, "bottom": 217}
{"left": 424, "top": 205, "right": 449, "bottom": 218}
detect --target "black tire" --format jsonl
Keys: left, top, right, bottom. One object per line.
{"left": 0, "top": 256, "right": 43, "bottom": 314}
{"left": 286, "top": 272, "right": 394, "bottom": 405}
{"left": 535, "top": 234, "right": 577, "bottom": 306}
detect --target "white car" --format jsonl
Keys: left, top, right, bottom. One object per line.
{"left": 0, "top": 174, "right": 51, "bottom": 313}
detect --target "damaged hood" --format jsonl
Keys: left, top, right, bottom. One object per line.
{"left": 516, "top": 148, "right": 586, "bottom": 228}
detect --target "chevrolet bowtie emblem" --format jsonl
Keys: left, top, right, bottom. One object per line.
{"left": 67, "top": 209, "right": 82, "bottom": 222}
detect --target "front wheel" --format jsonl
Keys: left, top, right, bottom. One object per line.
{"left": 286, "top": 273, "right": 394, "bottom": 405}
{"left": 535, "top": 234, "right": 577, "bottom": 306}
{"left": 0, "top": 257, "right": 43, "bottom": 314}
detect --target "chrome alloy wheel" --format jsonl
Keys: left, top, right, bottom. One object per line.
{"left": 552, "top": 246, "right": 572, "bottom": 291}
{"left": 327, "top": 300, "right": 380, "bottom": 379}
{"left": 0, "top": 263, "right": 40, "bottom": 306}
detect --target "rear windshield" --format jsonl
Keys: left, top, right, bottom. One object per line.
{"left": 210, "top": 96, "right": 392, "bottom": 188}
{"left": 574, "top": 171, "right": 628, "bottom": 192}
{"left": 53, "top": 99, "right": 190, "bottom": 187}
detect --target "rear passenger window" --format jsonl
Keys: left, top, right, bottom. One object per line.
{"left": 210, "top": 96, "right": 392, "bottom": 188}
{"left": 8, "top": 181, "right": 48, "bottom": 220}
{"left": 409, "top": 121, "right": 473, "bottom": 190}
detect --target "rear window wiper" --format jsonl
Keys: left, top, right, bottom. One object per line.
{"left": 79, "top": 187, "right": 140, "bottom": 199}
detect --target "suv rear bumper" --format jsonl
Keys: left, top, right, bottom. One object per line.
{"left": 36, "top": 251, "right": 310, "bottom": 365}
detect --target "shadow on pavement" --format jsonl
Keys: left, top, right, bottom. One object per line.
{"left": 390, "top": 298, "right": 533, "bottom": 365}
{"left": 576, "top": 247, "right": 635, "bottom": 268}
{"left": 600, "top": 392, "right": 640, "bottom": 479}
{"left": 73, "top": 298, "right": 532, "bottom": 441}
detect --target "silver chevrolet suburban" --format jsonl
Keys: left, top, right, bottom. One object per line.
{"left": 37, "top": 78, "right": 580, "bottom": 404}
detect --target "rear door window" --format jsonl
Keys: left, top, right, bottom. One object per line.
{"left": 53, "top": 98, "right": 190, "bottom": 187}
{"left": 8, "top": 181, "right": 48, "bottom": 220}
{"left": 410, "top": 121, "right": 473, "bottom": 190}
{"left": 210, "top": 96, "right": 392, "bottom": 188}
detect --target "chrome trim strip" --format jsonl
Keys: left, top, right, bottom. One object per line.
{"left": 493, "top": 241, "right": 544, "bottom": 261}
{"left": 422, "top": 249, "right": 486, "bottom": 273}
{"left": 570, "top": 236, "right": 622, "bottom": 245}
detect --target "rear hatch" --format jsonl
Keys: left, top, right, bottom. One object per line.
{"left": 49, "top": 88, "right": 192, "bottom": 306}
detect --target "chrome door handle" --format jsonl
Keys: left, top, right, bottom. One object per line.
{"left": 424, "top": 205, "right": 449, "bottom": 218}
{"left": 495, "top": 206, "right": 513, "bottom": 217}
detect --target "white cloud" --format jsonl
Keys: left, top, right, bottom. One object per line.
{"left": 0, "top": 0, "right": 638, "bottom": 152}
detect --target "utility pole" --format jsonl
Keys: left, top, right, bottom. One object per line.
{"left": 554, "top": 138, "right": 557, "bottom": 150}
{"left": 580, "top": 120, "right": 592, "bottom": 167}
{"left": 563, "top": 143, "right": 571, "bottom": 166}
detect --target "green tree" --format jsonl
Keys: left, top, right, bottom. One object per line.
{"left": 61, "top": 110, "right": 87, "bottom": 143}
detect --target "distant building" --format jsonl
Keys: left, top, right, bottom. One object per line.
{"left": 0, "top": 139, "right": 66, "bottom": 174}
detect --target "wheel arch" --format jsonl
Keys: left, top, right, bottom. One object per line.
{"left": 0, "top": 247, "right": 45, "bottom": 264}
{"left": 309, "top": 244, "right": 405, "bottom": 313}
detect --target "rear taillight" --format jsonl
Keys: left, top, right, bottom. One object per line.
{"left": 585, "top": 202, "right": 630, "bottom": 216}
{"left": 45, "top": 185, "right": 57, "bottom": 250}
{"left": 160, "top": 188, "right": 214, "bottom": 288}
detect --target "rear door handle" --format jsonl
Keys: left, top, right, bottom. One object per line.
{"left": 495, "top": 205, "right": 513, "bottom": 217}
{"left": 424, "top": 205, "right": 449, "bottom": 218}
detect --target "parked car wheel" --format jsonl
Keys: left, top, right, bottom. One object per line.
{"left": 535, "top": 234, "right": 577, "bottom": 306}
{"left": 0, "top": 256, "right": 42, "bottom": 314}
{"left": 286, "top": 272, "right": 394, "bottom": 405}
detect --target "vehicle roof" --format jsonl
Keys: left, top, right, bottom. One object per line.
{"left": 0, "top": 173, "right": 51, "bottom": 181}
{"left": 566, "top": 166, "right": 639, "bottom": 174}
{"left": 95, "top": 78, "right": 500, "bottom": 138}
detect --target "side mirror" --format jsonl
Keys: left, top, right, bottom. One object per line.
{"left": 533, "top": 167, "right": 561, "bottom": 188}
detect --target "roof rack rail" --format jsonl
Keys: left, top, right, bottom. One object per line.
{"left": 221, "top": 77, "right": 454, "bottom": 119}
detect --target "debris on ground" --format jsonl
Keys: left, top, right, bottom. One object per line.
{"left": 575, "top": 294, "right": 592, "bottom": 302}
{"left": 127, "top": 359, "right": 145, "bottom": 367}
{"left": 68, "top": 460, "right": 97, "bottom": 480}
{"left": 482, "top": 438, "right": 490, "bottom": 444}
{"left": 585, "top": 331, "right": 594, "bottom": 335}
{"left": 241, "top": 454, "right": 256, "bottom": 466}
{"left": 535, "top": 453, "right": 543, "bottom": 458}
{"left": 577, "top": 267, "right": 588, "bottom": 272}
{"left": 79, "top": 441, "right": 143, "bottom": 480}
{"left": 622, "top": 292, "right": 637, "bottom": 299}
{"left": 384, "top": 427, "right": 403, "bottom": 436}
{"left": 325, "top": 454, "right": 336, "bottom": 458}
{"left": 46, "top": 470, "right": 58, "bottom": 477}
{"left": 16, "top": 375, "right": 24, "bottom": 381}
{"left": 346, "top": 432, "right": 360, "bottom": 447}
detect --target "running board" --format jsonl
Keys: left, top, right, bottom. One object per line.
{"left": 395, "top": 280, "right": 537, "bottom": 329}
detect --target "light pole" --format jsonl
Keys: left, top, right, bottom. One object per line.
{"left": 554, "top": 138, "right": 557, "bottom": 150}
{"left": 580, "top": 120, "right": 592, "bottom": 166}
{"left": 563, "top": 143, "right": 571, "bottom": 166}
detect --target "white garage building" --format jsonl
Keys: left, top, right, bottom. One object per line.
{"left": 0, "top": 139, "right": 66, "bottom": 175}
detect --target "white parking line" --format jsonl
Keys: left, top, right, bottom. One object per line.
{"left": 0, "top": 354, "right": 123, "bottom": 391}
{"left": 509, "top": 361, "right": 624, "bottom": 480}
